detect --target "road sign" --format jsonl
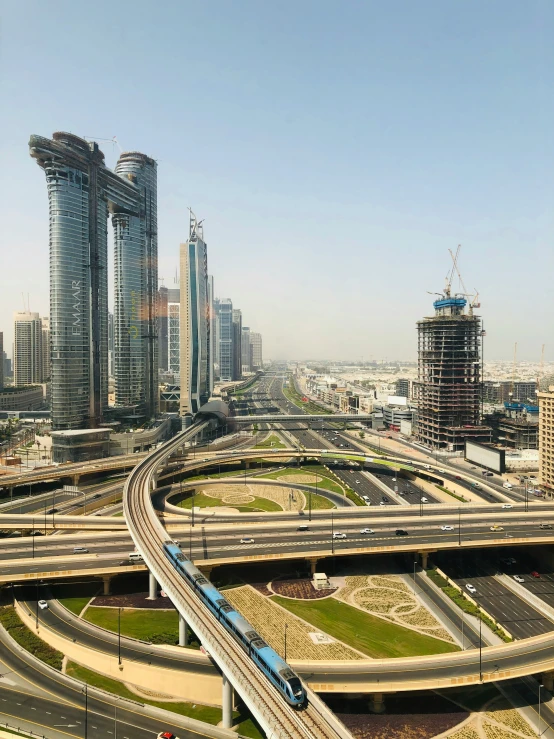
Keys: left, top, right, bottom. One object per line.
{"left": 63, "top": 485, "right": 80, "bottom": 494}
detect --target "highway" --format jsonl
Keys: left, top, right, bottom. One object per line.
{"left": 123, "top": 421, "right": 349, "bottom": 739}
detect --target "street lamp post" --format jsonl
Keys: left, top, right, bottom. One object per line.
{"left": 479, "top": 618, "right": 482, "bottom": 682}
{"left": 331, "top": 511, "right": 334, "bottom": 554}
{"left": 413, "top": 561, "right": 417, "bottom": 594}
{"left": 458, "top": 507, "right": 461, "bottom": 546}
{"left": 284, "top": 623, "right": 288, "bottom": 661}
{"left": 118, "top": 607, "right": 122, "bottom": 666}
{"left": 83, "top": 684, "right": 88, "bottom": 739}
{"left": 539, "top": 683, "right": 543, "bottom": 736}
{"left": 32, "top": 518, "right": 35, "bottom": 559}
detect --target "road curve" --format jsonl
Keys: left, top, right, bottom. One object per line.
{"left": 123, "top": 423, "right": 350, "bottom": 739}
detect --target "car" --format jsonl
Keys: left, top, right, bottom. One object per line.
{"left": 531, "top": 571, "right": 541, "bottom": 578}
{"left": 501, "top": 504, "right": 513, "bottom": 509}
{"left": 455, "top": 475, "right": 462, "bottom": 480}
{"left": 37, "top": 600, "right": 49, "bottom": 610}
{"left": 539, "top": 523, "right": 553, "bottom": 530}
{"left": 379, "top": 501, "right": 385, "bottom": 506}
{"left": 395, "top": 529, "right": 409, "bottom": 536}
{"left": 465, "top": 584, "right": 477, "bottom": 594}
{"left": 504, "top": 533, "right": 513, "bottom": 538}
{"left": 360, "top": 528, "right": 374, "bottom": 535}
{"left": 382, "top": 496, "right": 389, "bottom": 502}
{"left": 441, "top": 525, "right": 454, "bottom": 531}
{"left": 297, "top": 525, "right": 309, "bottom": 532}
{"left": 46, "top": 508, "right": 59, "bottom": 514}
{"left": 355, "top": 480, "right": 361, "bottom": 484}
{"left": 157, "top": 733, "right": 179, "bottom": 739}
{"left": 239, "top": 537, "right": 255, "bottom": 544}
{"left": 391, "top": 477, "right": 397, "bottom": 482}
{"left": 92, "top": 493, "right": 102, "bottom": 499}
{"left": 503, "top": 482, "right": 513, "bottom": 489}
{"left": 513, "top": 575, "right": 525, "bottom": 583}
{"left": 72, "top": 546, "right": 88, "bottom": 554}
{"left": 490, "top": 525, "right": 504, "bottom": 532}
{"left": 421, "top": 497, "right": 428, "bottom": 503}
{"left": 362, "top": 495, "right": 370, "bottom": 501}
{"left": 332, "top": 532, "right": 346, "bottom": 539}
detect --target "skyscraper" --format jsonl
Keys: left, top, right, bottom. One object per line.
{"left": 107, "top": 313, "right": 114, "bottom": 378}
{"left": 232, "top": 309, "right": 242, "bottom": 381}
{"left": 41, "top": 317, "right": 51, "bottom": 381}
{"left": 213, "top": 298, "right": 221, "bottom": 380}
{"left": 30, "top": 132, "right": 143, "bottom": 429}
{"left": 207, "top": 275, "right": 215, "bottom": 395}
{"left": 14, "top": 312, "right": 43, "bottom": 385}
{"left": 0, "top": 333, "right": 3, "bottom": 391}
{"left": 158, "top": 285, "right": 169, "bottom": 372}
{"left": 250, "top": 332, "right": 263, "bottom": 370}
{"left": 414, "top": 292, "right": 490, "bottom": 451}
{"left": 112, "top": 151, "right": 158, "bottom": 419}
{"left": 241, "top": 326, "right": 251, "bottom": 374}
{"left": 179, "top": 212, "right": 210, "bottom": 416}
{"left": 538, "top": 377, "right": 554, "bottom": 493}
{"left": 167, "top": 288, "right": 180, "bottom": 380}
{"left": 218, "top": 299, "right": 233, "bottom": 382}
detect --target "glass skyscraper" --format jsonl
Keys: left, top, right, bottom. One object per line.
{"left": 112, "top": 152, "right": 158, "bottom": 419}
{"left": 218, "top": 299, "right": 233, "bottom": 382}
{"left": 179, "top": 212, "right": 210, "bottom": 416}
{"left": 30, "top": 132, "right": 157, "bottom": 429}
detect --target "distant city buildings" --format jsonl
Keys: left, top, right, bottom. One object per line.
{"left": 414, "top": 291, "right": 491, "bottom": 451}
{"left": 232, "top": 309, "right": 242, "bottom": 381}
{"left": 217, "top": 299, "right": 234, "bottom": 382}
{"left": 179, "top": 211, "right": 210, "bottom": 416}
{"left": 0, "top": 332, "right": 3, "bottom": 391}
{"left": 167, "top": 288, "right": 180, "bottom": 381}
{"left": 30, "top": 132, "right": 158, "bottom": 430}
{"left": 158, "top": 285, "right": 169, "bottom": 372}
{"left": 242, "top": 326, "right": 251, "bottom": 374}
{"left": 249, "top": 332, "right": 263, "bottom": 370}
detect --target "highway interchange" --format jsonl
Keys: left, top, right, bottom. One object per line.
{"left": 1, "top": 370, "right": 554, "bottom": 737}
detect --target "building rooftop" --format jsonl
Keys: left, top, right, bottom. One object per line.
{"left": 51, "top": 428, "right": 109, "bottom": 437}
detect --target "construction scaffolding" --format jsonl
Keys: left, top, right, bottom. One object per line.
{"left": 415, "top": 298, "right": 491, "bottom": 451}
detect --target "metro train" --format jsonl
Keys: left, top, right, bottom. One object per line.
{"left": 162, "top": 540, "right": 306, "bottom": 707}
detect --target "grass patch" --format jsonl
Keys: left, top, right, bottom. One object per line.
{"left": 82, "top": 606, "right": 200, "bottom": 646}
{"left": 177, "top": 492, "right": 282, "bottom": 512}
{"left": 426, "top": 569, "right": 511, "bottom": 642}
{"left": 254, "top": 434, "right": 286, "bottom": 449}
{"left": 271, "top": 596, "right": 459, "bottom": 658}
{"left": 435, "top": 485, "right": 467, "bottom": 503}
{"left": 306, "top": 493, "right": 335, "bottom": 510}
{"left": 345, "top": 488, "right": 364, "bottom": 506}
{"left": 65, "top": 662, "right": 222, "bottom": 724}
{"left": 0, "top": 605, "right": 63, "bottom": 669}
{"left": 58, "top": 597, "right": 91, "bottom": 616}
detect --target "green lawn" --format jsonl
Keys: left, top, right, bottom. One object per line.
{"left": 0, "top": 605, "right": 63, "bottom": 670}
{"left": 177, "top": 492, "right": 282, "bottom": 512}
{"left": 271, "top": 596, "right": 459, "bottom": 658}
{"left": 65, "top": 662, "right": 222, "bottom": 725}
{"left": 307, "top": 493, "right": 336, "bottom": 510}
{"left": 260, "top": 465, "right": 348, "bottom": 497}
{"left": 254, "top": 433, "right": 286, "bottom": 449}
{"left": 83, "top": 606, "right": 194, "bottom": 646}
{"left": 59, "top": 597, "right": 91, "bottom": 616}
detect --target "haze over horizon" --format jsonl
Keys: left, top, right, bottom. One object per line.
{"left": 1, "top": 1, "right": 552, "bottom": 363}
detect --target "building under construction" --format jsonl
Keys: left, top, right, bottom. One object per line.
{"left": 415, "top": 288, "right": 491, "bottom": 452}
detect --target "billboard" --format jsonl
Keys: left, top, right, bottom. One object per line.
{"left": 464, "top": 441, "right": 505, "bottom": 473}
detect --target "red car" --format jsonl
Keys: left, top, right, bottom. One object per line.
{"left": 455, "top": 475, "right": 462, "bottom": 480}
{"left": 531, "top": 571, "right": 541, "bottom": 578}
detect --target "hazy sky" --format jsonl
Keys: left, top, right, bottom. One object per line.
{"left": 1, "top": 1, "right": 552, "bottom": 362}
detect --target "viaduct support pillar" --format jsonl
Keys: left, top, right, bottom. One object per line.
{"left": 307, "top": 557, "right": 319, "bottom": 576}
{"left": 178, "top": 613, "right": 189, "bottom": 647}
{"left": 369, "top": 693, "right": 386, "bottom": 714}
{"left": 221, "top": 674, "right": 233, "bottom": 729}
{"left": 72, "top": 474, "right": 80, "bottom": 486}
{"left": 419, "top": 552, "right": 429, "bottom": 569}
{"left": 102, "top": 576, "right": 111, "bottom": 596}
{"left": 147, "top": 571, "right": 158, "bottom": 600}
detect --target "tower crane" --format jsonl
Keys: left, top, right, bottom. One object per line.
{"left": 83, "top": 135, "right": 123, "bottom": 154}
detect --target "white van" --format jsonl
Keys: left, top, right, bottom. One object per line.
{"left": 128, "top": 552, "right": 144, "bottom": 562}
{"left": 422, "top": 464, "right": 431, "bottom": 470}
{"left": 503, "top": 482, "right": 513, "bottom": 489}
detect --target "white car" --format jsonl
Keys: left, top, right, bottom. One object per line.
{"left": 440, "top": 525, "right": 454, "bottom": 531}
{"left": 503, "top": 482, "right": 513, "bottom": 489}
{"left": 421, "top": 497, "right": 428, "bottom": 503}
{"left": 501, "top": 504, "right": 513, "bottom": 509}
{"left": 332, "top": 532, "right": 346, "bottom": 539}
{"left": 355, "top": 480, "right": 361, "bottom": 484}
{"left": 360, "top": 528, "right": 374, "bottom": 535}
{"left": 379, "top": 501, "right": 385, "bottom": 506}
{"left": 465, "top": 584, "right": 477, "bottom": 595}
{"left": 513, "top": 575, "right": 525, "bottom": 583}
{"left": 37, "top": 600, "right": 49, "bottom": 610}
{"left": 239, "top": 537, "right": 255, "bottom": 544}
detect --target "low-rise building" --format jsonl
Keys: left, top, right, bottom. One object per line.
{"left": 51, "top": 428, "right": 110, "bottom": 463}
{"left": 0, "top": 386, "right": 44, "bottom": 411}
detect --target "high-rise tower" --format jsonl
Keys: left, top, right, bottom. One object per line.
{"left": 112, "top": 152, "right": 158, "bottom": 419}
{"left": 30, "top": 132, "right": 152, "bottom": 429}
{"left": 13, "top": 312, "right": 43, "bottom": 385}
{"left": 179, "top": 211, "right": 210, "bottom": 416}
{"left": 218, "top": 299, "right": 233, "bottom": 382}
{"left": 414, "top": 284, "right": 490, "bottom": 451}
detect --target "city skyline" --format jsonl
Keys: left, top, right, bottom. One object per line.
{"left": 1, "top": 2, "right": 552, "bottom": 363}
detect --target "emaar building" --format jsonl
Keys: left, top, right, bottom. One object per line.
{"left": 179, "top": 211, "right": 210, "bottom": 417}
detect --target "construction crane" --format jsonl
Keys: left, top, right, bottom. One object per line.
{"left": 83, "top": 135, "right": 123, "bottom": 154}
{"left": 448, "top": 245, "right": 480, "bottom": 314}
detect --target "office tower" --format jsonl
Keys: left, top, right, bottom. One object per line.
{"left": 232, "top": 309, "right": 242, "bottom": 381}
{"left": 218, "top": 299, "right": 233, "bottom": 381}
{"left": 179, "top": 211, "right": 210, "bottom": 416}
{"left": 414, "top": 292, "right": 490, "bottom": 451}
{"left": 41, "top": 317, "right": 51, "bottom": 381}
{"left": 112, "top": 151, "right": 158, "bottom": 419}
{"left": 207, "top": 275, "right": 215, "bottom": 395}
{"left": 30, "top": 132, "right": 142, "bottom": 429}
{"left": 107, "top": 313, "right": 114, "bottom": 378}
{"left": 538, "top": 377, "right": 554, "bottom": 493}
{"left": 241, "top": 326, "right": 251, "bottom": 374}
{"left": 14, "top": 312, "right": 43, "bottom": 385}
{"left": 250, "top": 332, "right": 263, "bottom": 370}
{"left": 158, "top": 285, "right": 169, "bottom": 372}
{"left": 3, "top": 352, "right": 11, "bottom": 380}
{"left": 0, "top": 333, "right": 3, "bottom": 391}
{"left": 395, "top": 378, "right": 411, "bottom": 399}
{"left": 213, "top": 298, "right": 221, "bottom": 380}
{"left": 167, "top": 288, "right": 180, "bottom": 380}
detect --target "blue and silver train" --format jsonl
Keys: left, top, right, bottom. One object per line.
{"left": 163, "top": 540, "right": 306, "bottom": 707}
